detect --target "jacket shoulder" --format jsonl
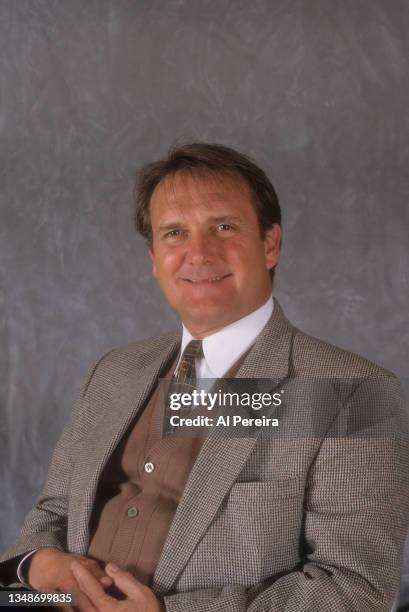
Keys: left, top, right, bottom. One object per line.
{"left": 106, "top": 331, "right": 180, "bottom": 368}
{"left": 292, "top": 328, "right": 395, "bottom": 378}
{"left": 82, "top": 331, "right": 180, "bottom": 394}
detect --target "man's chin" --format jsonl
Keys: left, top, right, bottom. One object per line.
{"left": 176, "top": 300, "right": 240, "bottom": 333}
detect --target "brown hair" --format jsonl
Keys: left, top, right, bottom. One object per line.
{"left": 134, "top": 142, "right": 281, "bottom": 240}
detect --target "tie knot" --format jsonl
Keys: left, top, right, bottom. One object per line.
{"left": 183, "top": 339, "right": 203, "bottom": 360}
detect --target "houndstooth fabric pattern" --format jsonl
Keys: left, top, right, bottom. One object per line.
{"left": 1, "top": 299, "right": 409, "bottom": 612}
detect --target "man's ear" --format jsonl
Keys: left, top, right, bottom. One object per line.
{"left": 264, "top": 224, "right": 281, "bottom": 270}
{"left": 148, "top": 245, "right": 158, "bottom": 279}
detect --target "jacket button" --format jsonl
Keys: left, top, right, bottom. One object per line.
{"left": 144, "top": 462, "right": 155, "bottom": 473}
{"left": 127, "top": 506, "right": 139, "bottom": 518}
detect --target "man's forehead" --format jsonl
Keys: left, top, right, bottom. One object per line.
{"left": 151, "top": 170, "right": 251, "bottom": 206}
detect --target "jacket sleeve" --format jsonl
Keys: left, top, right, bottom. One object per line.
{"left": 0, "top": 352, "right": 110, "bottom": 584}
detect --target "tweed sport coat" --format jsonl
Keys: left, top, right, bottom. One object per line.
{"left": 1, "top": 299, "right": 409, "bottom": 611}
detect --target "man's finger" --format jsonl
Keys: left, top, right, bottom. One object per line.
{"left": 58, "top": 581, "right": 97, "bottom": 612}
{"left": 83, "top": 560, "right": 112, "bottom": 584}
{"left": 74, "top": 589, "right": 99, "bottom": 612}
{"left": 71, "top": 562, "right": 113, "bottom": 610}
{"left": 105, "top": 563, "right": 143, "bottom": 599}
{"left": 79, "top": 559, "right": 113, "bottom": 588}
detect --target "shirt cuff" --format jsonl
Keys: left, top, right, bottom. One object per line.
{"left": 16, "top": 550, "right": 40, "bottom": 587}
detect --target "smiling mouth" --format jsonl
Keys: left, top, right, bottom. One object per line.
{"left": 182, "top": 274, "right": 232, "bottom": 284}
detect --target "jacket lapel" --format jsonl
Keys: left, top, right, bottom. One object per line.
{"left": 152, "top": 299, "right": 295, "bottom": 593}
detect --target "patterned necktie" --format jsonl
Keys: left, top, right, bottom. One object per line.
{"left": 173, "top": 339, "right": 203, "bottom": 389}
{"left": 164, "top": 340, "right": 203, "bottom": 434}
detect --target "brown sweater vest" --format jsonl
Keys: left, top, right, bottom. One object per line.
{"left": 87, "top": 351, "right": 246, "bottom": 585}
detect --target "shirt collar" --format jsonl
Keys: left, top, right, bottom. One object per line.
{"left": 180, "top": 295, "right": 274, "bottom": 377}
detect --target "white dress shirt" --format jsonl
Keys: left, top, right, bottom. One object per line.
{"left": 177, "top": 295, "right": 274, "bottom": 379}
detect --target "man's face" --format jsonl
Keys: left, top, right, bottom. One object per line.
{"left": 149, "top": 171, "right": 281, "bottom": 337}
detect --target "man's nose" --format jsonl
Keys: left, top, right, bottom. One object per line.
{"left": 186, "top": 233, "right": 213, "bottom": 264}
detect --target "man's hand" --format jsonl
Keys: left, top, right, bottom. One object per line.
{"left": 71, "top": 561, "right": 164, "bottom": 612}
{"left": 27, "top": 548, "right": 113, "bottom": 611}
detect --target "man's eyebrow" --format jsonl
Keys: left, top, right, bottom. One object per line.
{"left": 157, "top": 222, "right": 188, "bottom": 232}
{"left": 207, "top": 215, "right": 242, "bottom": 224}
{"left": 157, "top": 215, "right": 242, "bottom": 233}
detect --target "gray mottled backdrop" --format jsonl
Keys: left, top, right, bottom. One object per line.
{"left": 0, "top": 0, "right": 408, "bottom": 602}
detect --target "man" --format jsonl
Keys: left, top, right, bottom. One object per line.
{"left": 1, "top": 143, "right": 408, "bottom": 611}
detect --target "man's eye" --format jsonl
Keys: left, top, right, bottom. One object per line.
{"left": 217, "top": 224, "right": 233, "bottom": 231}
{"left": 164, "top": 229, "right": 184, "bottom": 238}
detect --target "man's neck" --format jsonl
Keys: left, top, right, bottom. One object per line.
{"left": 182, "top": 295, "right": 273, "bottom": 339}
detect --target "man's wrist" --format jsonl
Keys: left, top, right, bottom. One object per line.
{"left": 16, "top": 549, "right": 39, "bottom": 586}
{"left": 17, "top": 547, "right": 59, "bottom": 587}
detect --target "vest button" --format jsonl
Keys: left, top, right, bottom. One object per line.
{"left": 144, "top": 462, "right": 155, "bottom": 474}
{"left": 127, "top": 506, "right": 139, "bottom": 518}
